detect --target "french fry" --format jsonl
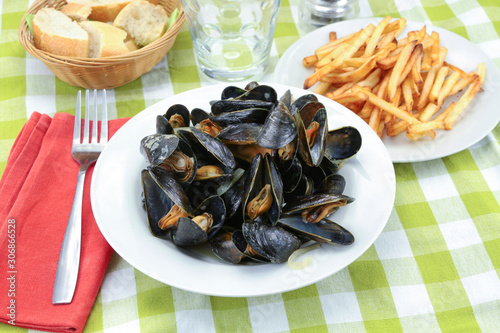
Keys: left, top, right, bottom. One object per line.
{"left": 402, "top": 76, "right": 414, "bottom": 113}
{"left": 300, "top": 17, "right": 484, "bottom": 142}
{"left": 328, "top": 90, "right": 369, "bottom": 104}
{"left": 304, "top": 24, "right": 376, "bottom": 89}
{"left": 449, "top": 71, "right": 479, "bottom": 96}
{"left": 364, "top": 16, "right": 393, "bottom": 57}
{"left": 445, "top": 62, "right": 485, "bottom": 129}
{"left": 320, "top": 56, "right": 377, "bottom": 84}
{"left": 353, "top": 85, "right": 421, "bottom": 125}
{"left": 313, "top": 82, "right": 331, "bottom": 95}
{"left": 418, "top": 102, "right": 439, "bottom": 122}
{"left": 429, "top": 66, "right": 450, "bottom": 103}
{"left": 303, "top": 55, "right": 318, "bottom": 67}
{"left": 436, "top": 70, "right": 461, "bottom": 106}
{"left": 388, "top": 40, "right": 417, "bottom": 100}
{"left": 416, "top": 47, "right": 448, "bottom": 110}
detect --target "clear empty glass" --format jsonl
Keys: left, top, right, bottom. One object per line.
{"left": 182, "top": 0, "right": 282, "bottom": 82}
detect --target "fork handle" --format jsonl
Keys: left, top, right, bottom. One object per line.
{"left": 52, "top": 169, "right": 86, "bottom": 304}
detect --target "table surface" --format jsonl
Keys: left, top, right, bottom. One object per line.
{"left": 1, "top": 0, "right": 499, "bottom": 332}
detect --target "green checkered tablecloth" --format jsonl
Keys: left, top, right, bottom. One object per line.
{"left": 1, "top": 0, "right": 499, "bottom": 332}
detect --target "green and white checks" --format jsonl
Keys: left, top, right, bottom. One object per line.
{"left": 1, "top": 0, "right": 499, "bottom": 332}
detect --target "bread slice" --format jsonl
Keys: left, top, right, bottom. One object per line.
{"left": 32, "top": 7, "right": 89, "bottom": 57}
{"left": 67, "top": 0, "right": 132, "bottom": 22}
{"left": 79, "top": 21, "right": 130, "bottom": 57}
{"left": 61, "top": 3, "right": 92, "bottom": 21}
{"left": 113, "top": 0, "right": 168, "bottom": 46}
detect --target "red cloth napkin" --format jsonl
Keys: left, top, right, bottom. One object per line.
{"left": 0, "top": 112, "right": 129, "bottom": 333}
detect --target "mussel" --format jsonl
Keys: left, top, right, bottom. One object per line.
{"left": 139, "top": 82, "right": 362, "bottom": 265}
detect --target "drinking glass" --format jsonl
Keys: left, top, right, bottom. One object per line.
{"left": 182, "top": 0, "right": 281, "bottom": 82}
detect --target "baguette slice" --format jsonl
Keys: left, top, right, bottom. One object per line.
{"left": 113, "top": 0, "right": 168, "bottom": 46}
{"left": 80, "top": 21, "right": 130, "bottom": 57}
{"left": 61, "top": 3, "right": 92, "bottom": 21}
{"left": 67, "top": 0, "right": 132, "bottom": 22}
{"left": 33, "top": 7, "right": 89, "bottom": 57}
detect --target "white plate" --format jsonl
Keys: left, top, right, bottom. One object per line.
{"left": 91, "top": 83, "right": 395, "bottom": 297}
{"left": 274, "top": 18, "right": 500, "bottom": 163}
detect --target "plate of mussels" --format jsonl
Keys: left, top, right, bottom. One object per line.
{"left": 91, "top": 82, "right": 396, "bottom": 297}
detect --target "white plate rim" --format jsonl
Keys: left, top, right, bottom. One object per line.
{"left": 90, "top": 83, "right": 396, "bottom": 297}
{"left": 274, "top": 18, "right": 500, "bottom": 163}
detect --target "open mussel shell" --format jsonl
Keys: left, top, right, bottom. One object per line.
{"left": 156, "top": 115, "right": 174, "bottom": 134}
{"left": 148, "top": 165, "right": 195, "bottom": 216}
{"left": 279, "top": 89, "right": 292, "bottom": 110}
{"left": 211, "top": 99, "right": 275, "bottom": 115}
{"left": 159, "top": 138, "right": 197, "bottom": 185}
{"left": 140, "top": 134, "right": 179, "bottom": 166}
{"left": 208, "top": 229, "right": 248, "bottom": 264}
{"left": 242, "top": 153, "right": 283, "bottom": 225}
{"left": 165, "top": 104, "right": 190, "bottom": 128}
{"left": 324, "top": 126, "right": 362, "bottom": 166}
{"left": 315, "top": 174, "right": 346, "bottom": 195}
{"left": 141, "top": 169, "right": 174, "bottom": 240}
{"left": 277, "top": 216, "right": 354, "bottom": 245}
{"left": 290, "top": 94, "right": 318, "bottom": 116}
{"left": 177, "top": 127, "right": 236, "bottom": 171}
{"left": 209, "top": 108, "right": 269, "bottom": 127}
{"left": 257, "top": 102, "right": 297, "bottom": 150}
{"left": 295, "top": 103, "right": 328, "bottom": 167}
{"left": 282, "top": 193, "right": 354, "bottom": 221}
{"left": 191, "top": 108, "right": 210, "bottom": 126}
{"left": 171, "top": 195, "right": 226, "bottom": 247}
{"left": 242, "top": 223, "right": 301, "bottom": 264}
{"left": 216, "top": 123, "right": 262, "bottom": 145}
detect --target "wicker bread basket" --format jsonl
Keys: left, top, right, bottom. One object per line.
{"left": 19, "top": 0, "right": 185, "bottom": 89}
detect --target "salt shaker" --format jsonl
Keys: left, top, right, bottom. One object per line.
{"left": 298, "top": 0, "right": 359, "bottom": 33}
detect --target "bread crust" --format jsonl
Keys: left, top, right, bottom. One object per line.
{"left": 32, "top": 8, "right": 89, "bottom": 57}
{"left": 80, "top": 21, "right": 130, "bottom": 57}
{"left": 67, "top": 0, "right": 132, "bottom": 22}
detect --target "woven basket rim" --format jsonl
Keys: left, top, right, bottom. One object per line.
{"left": 19, "top": 0, "right": 185, "bottom": 64}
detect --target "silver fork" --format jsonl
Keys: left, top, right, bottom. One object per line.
{"left": 53, "top": 89, "right": 108, "bottom": 304}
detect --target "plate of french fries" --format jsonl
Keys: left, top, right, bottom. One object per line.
{"left": 274, "top": 17, "right": 500, "bottom": 162}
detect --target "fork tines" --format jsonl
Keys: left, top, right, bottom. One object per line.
{"left": 74, "top": 89, "right": 108, "bottom": 145}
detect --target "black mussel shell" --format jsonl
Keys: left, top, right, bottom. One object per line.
{"left": 171, "top": 217, "right": 208, "bottom": 247}
{"left": 242, "top": 223, "right": 301, "bottom": 264}
{"left": 221, "top": 86, "right": 247, "bottom": 100}
{"left": 148, "top": 165, "right": 195, "bottom": 215}
{"left": 257, "top": 102, "right": 297, "bottom": 149}
{"left": 165, "top": 104, "right": 190, "bottom": 128}
{"left": 235, "top": 85, "right": 278, "bottom": 103}
{"left": 263, "top": 153, "right": 283, "bottom": 225}
{"left": 140, "top": 134, "right": 179, "bottom": 166}
{"left": 156, "top": 115, "right": 174, "bottom": 134}
{"left": 281, "top": 156, "right": 302, "bottom": 194}
{"left": 159, "top": 138, "right": 197, "bottom": 185}
{"left": 277, "top": 216, "right": 354, "bottom": 245}
{"left": 324, "top": 126, "right": 362, "bottom": 163}
{"left": 196, "top": 195, "right": 226, "bottom": 239}
{"left": 296, "top": 106, "right": 328, "bottom": 167}
{"left": 290, "top": 94, "right": 318, "bottom": 116}
{"left": 217, "top": 123, "right": 261, "bottom": 145}
{"left": 279, "top": 89, "right": 293, "bottom": 110}
{"left": 282, "top": 193, "right": 354, "bottom": 216}
{"left": 191, "top": 108, "right": 210, "bottom": 126}
{"left": 209, "top": 108, "right": 269, "bottom": 127}
{"left": 141, "top": 169, "right": 174, "bottom": 240}
{"left": 316, "top": 174, "right": 346, "bottom": 195}
{"left": 208, "top": 229, "right": 247, "bottom": 264}
{"left": 178, "top": 127, "right": 236, "bottom": 170}
{"left": 211, "top": 100, "right": 275, "bottom": 115}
